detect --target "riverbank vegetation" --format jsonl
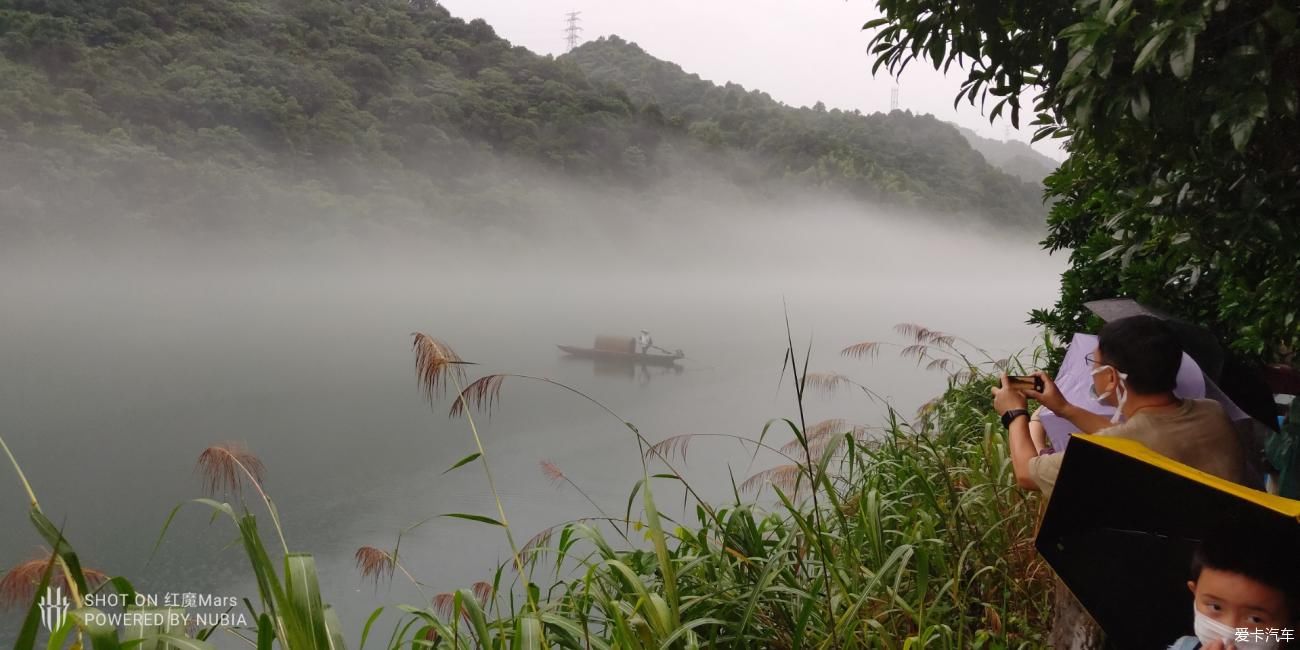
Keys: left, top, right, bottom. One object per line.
{"left": 2, "top": 325, "right": 1052, "bottom": 648}
{"left": 864, "top": 0, "right": 1300, "bottom": 363}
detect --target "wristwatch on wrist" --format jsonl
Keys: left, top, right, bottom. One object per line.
{"left": 1001, "top": 408, "right": 1030, "bottom": 429}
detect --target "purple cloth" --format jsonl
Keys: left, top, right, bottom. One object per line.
{"left": 1039, "top": 333, "right": 1249, "bottom": 453}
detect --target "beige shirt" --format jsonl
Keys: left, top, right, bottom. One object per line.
{"left": 1027, "top": 398, "right": 1245, "bottom": 498}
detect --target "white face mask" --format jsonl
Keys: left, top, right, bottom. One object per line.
{"left": 1088, "top": 364, "right": 1128, "bottom": 423}
{"left": 1194, "top": 606, "right": 1235, "bottom": 643}
{"left": 1193, "top": 605, "right": 1280, "bottom": 650}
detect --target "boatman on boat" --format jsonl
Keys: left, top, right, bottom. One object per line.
{"left": 637, "top": 329, "right": 653, "bottom": 355}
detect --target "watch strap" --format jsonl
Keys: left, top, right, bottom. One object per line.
{"left": 1001, "top": 408, "right": 1030, "bottom": 429}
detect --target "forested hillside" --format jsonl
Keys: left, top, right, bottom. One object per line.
{"left": 954, "top": 126, "right": 1059, "bottom": 184}
{"left": 564, "top": 36, "right": 1046, "bottom": 222}
{"left": 0, "top": 1, "right": 1045, "bottom": 241}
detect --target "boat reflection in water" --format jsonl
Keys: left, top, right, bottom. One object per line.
{"left": 558, "top": 335, "right": 686, "bottom": 381}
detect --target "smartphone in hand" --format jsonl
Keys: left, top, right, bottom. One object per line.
{"left": 1007, "top": 375, "right": 1044, "bottom": 393}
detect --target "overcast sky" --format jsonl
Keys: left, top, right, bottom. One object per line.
{"left": 438, "top": 0, "right": 1065, "bottom": 161}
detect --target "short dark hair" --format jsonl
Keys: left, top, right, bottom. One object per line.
{"left": 1191, "top": 524, "right": 1300, "bottom": 622}
{"left": 1097, "top": 315, "right": 1183, "bottom": 394}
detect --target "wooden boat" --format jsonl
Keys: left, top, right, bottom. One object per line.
{"left": 557, "top": 345, "right": 684, "bottom": 366}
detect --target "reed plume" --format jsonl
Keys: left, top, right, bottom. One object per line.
{"left": 519, "top": 526, "right": 556, "bottom": 561}
{"left": 925, "top": 358, "right": 953, "bottom": 372}
{"left": 439, "top": 369, "right": 724, "bottom": 535}
{"left": 739, "top": 464, "right": 807, "bottom": 495}
{"left": 196, "top": 442, "right": 265, "bottom": 496}
{"left": 352, "top": 542, "right": 430, "bottom": 600}
{"left": 537, "top": 461, "right": 630, "bottom": 544}
{"left": 644, "top": 435, "right": 693, "bottom": 463}
{"left": 0, "top": 550, "right": 107, "bottom": 608}
{"left": 431, "top": 581, "right": 492, "bottom": 621}
{"left": 805, "top": 418, "right": 848, "bottom": 439}
{"left": 646, "top": 433, "right": 803, "bottom": 466}
{"left": 513, "top": 517, "right": 639, "bottom": 573}
{"left": 431, "top": 592, "right": 456, "bottom": 621}
{"left": 540, "top": 460, "right": 564, "bottom": 485}
{"left": 894, "top": 323, "right": 956, "bottom": 348}
{"left": 472, "top": 581, "right": 492, "bottom": 606}
{"left": 804, "top": 373, "right": 850, "bottom": 396}
{"left": 412, "top": 333, "right": 468, "bottom": 404}
{"left": 779, "top": 421, "right": 868, "bottom": 457}
{"left": 409, "top": 336, "right": 541, "bottom": 621}
{"left": 900, "top": 344, "right": 931, "bottom": 362}
{"left": 354, "top": 546, "right": 394, "bottom": 585}
{"left": 845, "top": 324, "right": 1003, "bottom": 400}
{"left": 747, "top": 419, "right": 870, "bottom": 495}
{"left": 840, "top": 341, "right": 883, "bottom": 360}
{"left": 515, "top": 519, "right": 594, "bottom": 572}
{"left": 196, "top": 442, "right": 288, "bottom": 554}
{"left": 449, "top": 374, "right": 505, "bottom": 418}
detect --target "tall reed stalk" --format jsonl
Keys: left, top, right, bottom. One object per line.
{"left": 1, "top": 323, "right": 1053, "bottom": 649}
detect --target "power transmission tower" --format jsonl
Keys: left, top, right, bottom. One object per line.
{"left": 890, "top": 83, "right": 900, "bottom": 111}
{"left": 564, "top": 11, "right": 583, "bottom": 52}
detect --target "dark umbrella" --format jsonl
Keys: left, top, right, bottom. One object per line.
{"left": 1035, "top": 434, "right": 1300, "bottom": 648}
{"left": 1083, "top": 297, "right": 1280, "bottom": 433}
{"left": 1084, "top": 298, "right": 1225, "bottom": 382}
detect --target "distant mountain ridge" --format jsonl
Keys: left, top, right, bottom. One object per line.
{"left": 953, "top": 126, "right": 1059, "bottom": 183}
{"left": 0, "top": 2, "right": 1044, "bottom": 239}
{"left": 564, "top": 36, "right": 1046, "bottom": 225}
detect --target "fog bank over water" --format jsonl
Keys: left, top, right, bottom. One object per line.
{"left": 9, "top": 184, "right": 1046, "bottom": 273}
{"left": 0, "top": 196, "right": 1060, "bottom": 645}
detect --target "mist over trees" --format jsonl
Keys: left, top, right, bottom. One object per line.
{"left": 0, "top": 0, "right": 1045, "bottom": 243}
{"left": 564, "top": 36, "right": 1047, "bottom": 223}
{"left": 866, "top": 0, "right": 1300, "bottom": 361}
{"left": 953, "top": 126, "right": 1059, "bottom": 184}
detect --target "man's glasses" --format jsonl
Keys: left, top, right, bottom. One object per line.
{"left": 1085, "top": 352, "right": 1098, "bottom": 366}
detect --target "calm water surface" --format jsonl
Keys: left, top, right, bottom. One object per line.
{"left": 0, "top": 212, "right": 1063, "bottom": 643}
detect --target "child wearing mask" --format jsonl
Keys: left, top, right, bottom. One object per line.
{"left": 1169, "top": 527, "right": 1298, "bottom": 649}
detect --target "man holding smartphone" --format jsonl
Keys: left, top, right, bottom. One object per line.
{"left": 992, "top": 315, "right": 1247, "bottom": 498}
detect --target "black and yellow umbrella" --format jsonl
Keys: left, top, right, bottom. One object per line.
{"left": 1036, "top": 434, "right": 1300, "bottom": 648}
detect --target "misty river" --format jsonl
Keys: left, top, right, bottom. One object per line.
{"left": 1, "top": 205, "right": 1062, "bottom": 643}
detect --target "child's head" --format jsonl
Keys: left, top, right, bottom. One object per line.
{"left": 1187, "top": 525, "right": 1298, "bottom": 637}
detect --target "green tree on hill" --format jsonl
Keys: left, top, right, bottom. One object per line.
{"left": 866, "top": 0, "right": 1300, "bottom": 362}
{"left": 1, "top": 4, "right": 1048, "bottom": 237}
{"left": 565, "top": 35, "right": 1047, "bottom": 225}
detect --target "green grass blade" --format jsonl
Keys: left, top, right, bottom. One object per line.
{"left": 456, "top": 589, "right": 493, "bottom": 648}
{"left": 73, "top": 607, "right": 122, "bottom": 650}
{"left": 44, "top": 616, "right": 76, "bottom": 650}
{"left": 28, "top": 510, "right": 91, "bottom": 598}
{"left": 640, "top": 481, "right": 679, "bottom": 630}
{"left": 235, "top": 514, "right": 296, "bottom": 644}
{"left": 358, "top": 607, "right": 384, "bottom": 649}
{"left": 14, "top": 547, "right": 57, "bottom": 650}
{"left": 442, "top": 453, "right": 481, "bottom": 475}
{"left": 256, "top": 613, "right": 276, "bottom": 649}
{"left": 514, "top": 615, "right": 542, "bottom": 650}
{"left": 656, "top": 617, "right": 726, "bottom": 649}
{"left": 284, "top": 553, "right": 332, "bottom": 649}
{"left": 323, "top": 605, "right": 348, "bottom": 650}
{"left": 539, "top": 613, "right": 611, "bottom": 650}
{"left": 441, "top": 513, "right": 504, "bottom": 526}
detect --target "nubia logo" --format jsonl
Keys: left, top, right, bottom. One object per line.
{"left": 38, "top": 586, "right": 71, "bottom": 632}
